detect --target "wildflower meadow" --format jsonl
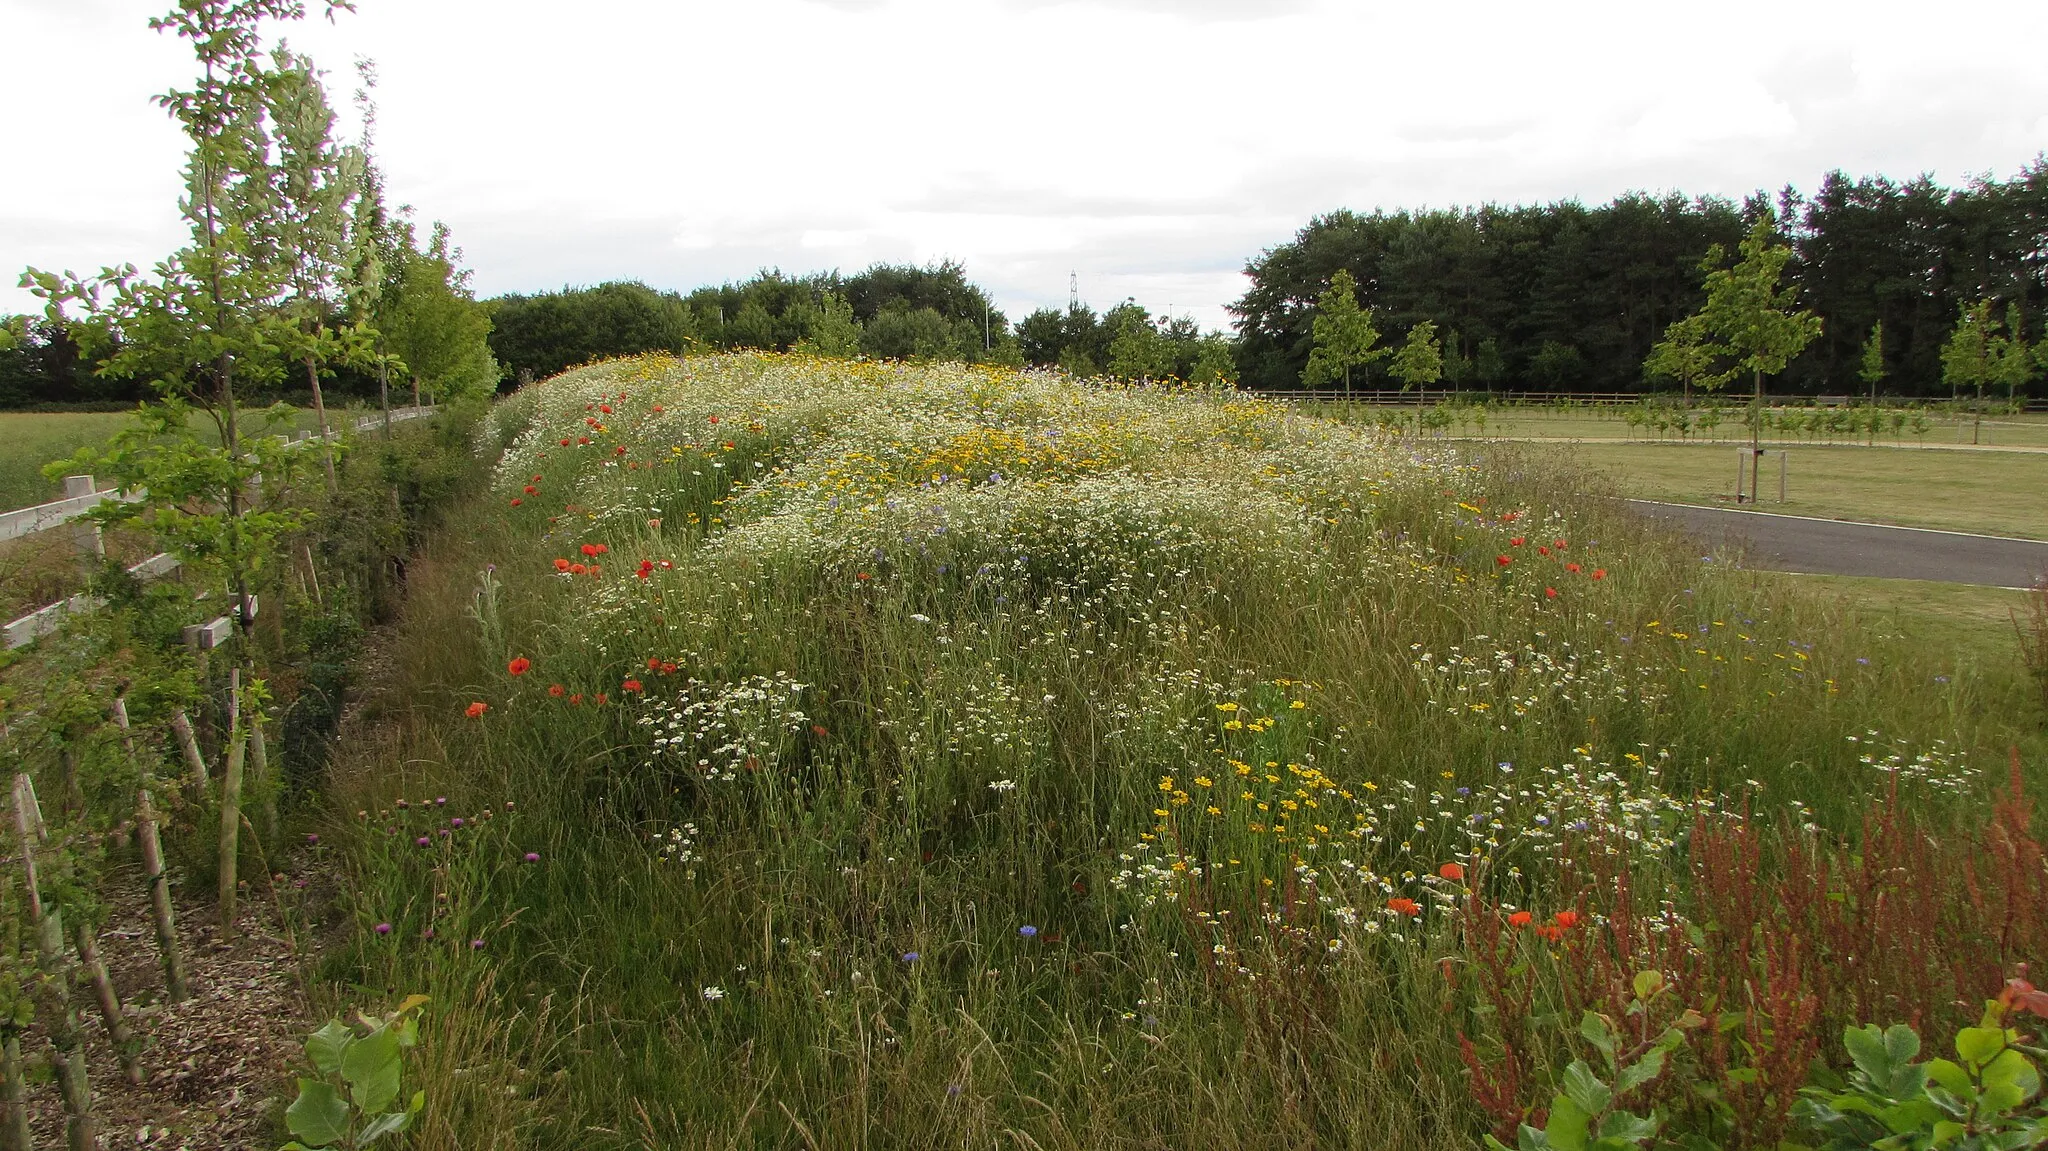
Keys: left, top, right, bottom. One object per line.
{"left": 323, "top": 352, "right": 2045, "bottom": 1149}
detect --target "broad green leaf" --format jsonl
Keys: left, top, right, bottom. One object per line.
{"left": 1845, "top": 1024, "right": 1898, "bottom": 1083}
{"left": 1543, "top": 1095, "right": 1591, "bottom": 1151}
{"left": 305, "top": 1020, "right": 354, "bottom": 1075}
{"left": 1560, "top": 1061, "right": 1614, "bottom": 1120}
{"left": 341, "top": 1023, "right": 403, "bottom": 1116}
{"left": 1596, "top": 1108, "right": 1660, "bottom": 1143}
{"left": 1615, "top": 1048, "right": 1666, "bottom": 1095}
{"left": 285, "top": 1079, "right": 350, "bottom": 1147}
{"left": 408, "top": 1089, "right": 425, "bottom": 1114}
{"left": 356, "top": 1109, "right": 414, "bottom": 1145}
{"left": 1579, "top": 1012, "right": 1617, "bottom": 1061}
{"left": 1925, "top": 1058, "right": 1972, "bottom": 1099}
{"left": 1876, "top": 1098, "right": 1946, "bottom": 1134}
{"left": 1977, "top": 1049, "right": 2036, "bottom": 1113}
{"left": 1955, "top": 1026, "right": 2008, "bottom": 1068}
{"left": 1930, "top": 1119, "right": 1965, "bottom": 1145}
{"left": 1631, "top": 970, "right": 1665, "bottom": 1002}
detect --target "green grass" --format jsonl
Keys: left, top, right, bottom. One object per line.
{"left": 314, "top": 358, "right": 2048, "bottom": 1151}
{"left": 1305, "top": 402, "right": 2048, "bottom": 450}
{"left": 1560, "top": 441, "right": 2048, "bottom": 540}
{"left": 0, "top": 405, "right": 379, "bottom": 512}
{"left": 0, "top": 412, "right": 139, "bottom": 510}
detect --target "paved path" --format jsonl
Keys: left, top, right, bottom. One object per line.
{"left": 1626, "top": 501, "right": 2048, "bottom": 588}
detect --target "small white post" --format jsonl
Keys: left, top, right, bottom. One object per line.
{"left": 1778, "top": 451, "right": 1788, "bottom": 503}
{"left": 60, "top": 476, "right": 103, "bottom": 558}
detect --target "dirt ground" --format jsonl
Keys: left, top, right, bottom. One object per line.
{"left": 18, "top": 851, "right": 326, "bottom": 1149}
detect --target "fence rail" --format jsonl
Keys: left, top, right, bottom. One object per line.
{"left": 2, "top": 405, "right": 435, "bottom": 649}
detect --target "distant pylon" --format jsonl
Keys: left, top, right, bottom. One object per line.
{"left": 1069, "top": 271, "right": 1078, "bottom": 312}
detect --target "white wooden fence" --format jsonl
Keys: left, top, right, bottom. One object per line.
{"left": 2, "top": 406, "right": 434, "bottom": 649}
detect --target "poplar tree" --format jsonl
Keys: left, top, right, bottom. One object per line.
{"left": 1644, "top": 314, "right": 1731, "bottom": 406}
{"left": 796, "top": 292, "right": 862, "bottom": 358}
{"left": 1859, "top": 321, "right": 1885, "bottom": 405}
{"left": 269, "top": 45, "right": 369, "bottom": 491}
{"left": 1387, "top": 320, "right": 1444, "bottom": 391}
{"left": 1303, "top": 269, "right": 1384, "bottom": 400}
{"left": 1694, "top": 212, "right": 1822, "bottom": 502}
{"left": 20, "top": 0, "right": 355, "bottom": 939}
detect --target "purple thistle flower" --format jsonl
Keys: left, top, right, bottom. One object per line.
{"left": 416, "top": 836, "right": 431, "bottom": 847}
{"left": 524, "top": 852, "right": 540, "bottom": 863}
{"left": 375, "top": 922, "right": 392, "bottom": 935}
{"left": 305, "top": 833, "right": 320, "bottom": 845}
{"left": 471, "top": 939, "right": 485, "bottom": 950}
{"left": 451, "top": 818, "right": 465, "bottom": 828}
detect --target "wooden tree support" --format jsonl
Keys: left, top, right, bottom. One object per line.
{"left": 169, "top": 709, "right": 208, "bottom": 790}
{"left": 10, "top": 776, "right": 96, "bottom": 1151}
{"left": 113, "top": 700, "right": 188, "bottom": 1003}
{"left": 0, "top": 1034, "right": 30, "bottom": 1151}
{"left": 70, "top": 922, "right": 138, "bottom": 1087}
{"left": 216, "top": 670, "right": 247, "bottom": 941}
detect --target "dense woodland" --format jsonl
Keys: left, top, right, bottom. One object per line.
{"left": 9, "top": 164, "right": 2045, "bottom": 405}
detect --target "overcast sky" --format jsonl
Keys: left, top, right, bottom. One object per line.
{"left": 4, "top": 0, "right": 2045, "bottom": 331}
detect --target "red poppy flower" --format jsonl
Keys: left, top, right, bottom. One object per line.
{"left": 464, "top": 701, "right": 488, "bottom": 719}
{"left": 1591, "top": 568, "right": 1607, "bottom": 580}
{"left": 1565, "top": 562, "right": 1582, "bottom": 574}
{"left": 1437, "top": 862, "right": 1465, "bottom": 881}
{"left": 660, "top": 662, "right": 677, "bottom": 675}
{"left": 587, "top": 565, "right": 601, "bottom": 578}
{"left": 1508, "top": 910, "right": 1533, "bottom": 928}
{"left": 548, "top": 684, "right": 565, "bottom": 698}
{"left": 524, "top": 485, "right": 538, "bottom": 495}
{"left": 532, "top": 474, "right": 543, "bottom": 483}
{"left": 1553, "top": 539, "right": 1567, "bottom": 549}
{"left": 614, "top": 445, "right": 627, "bottom": 456}
{"left": 1536, "top": 545, "right": 1550, "bottom": 556}
{"left": 1387, "top": 897, "right": 1422, "bottom": 917}
{"left": 1496, "top": 555, "right": 1512, "bottom": 567}
{"left": 578, "top": 436, "right": 591, "bottom": 445}
{"left": 622, "top": 679, "right": 643, "bottom": 693}
{"left": 599, "top": 404, "right": 612, "bottom": 414}
{"left": 559, "top": 438, "right": 572, "bottom": 447}
{"left": 1510, "top": 536, "right": 1525, "bottom": 547}
{"left": 569, "top": 693, "right": 583, "bottom": 706}
{"left": 1535, "top": 924, "right": 1564, "bottom": 942}
{"left": 507, "top": 657, "right": 531, "bottom": 676}
{"left": 1545, "top": 587, "right": 1558, "bottom": 599}
{"left": 1552, "top": 910, "right": 1581, "bottom": 930}
{"left": 652, "top": 405, "right": 664, "bottom": 414}
{"left": 594, "top": 693, "right": 608, "bottom": 705}
{"left": 569, "top": 563, "right": 587, "bottom": 575}
{"left": 647, "top": 657, "right": 662, "bottom": 670}
{"left": 509, "top": 498, "right": 522, "bottom": 506}
{"left": 810, "top": 724, "right": 829, "bottom": 738}
{"left": 708, "top": 415, "right": 720, "bottom": 424}
{"left": 581, "top": 544, "right": 600, "bottom": 557}
{"left": 856, "top": 572, "right": 871, "bottom": 581}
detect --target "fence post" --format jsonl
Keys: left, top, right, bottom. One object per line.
{"left": 59, "top": 477, "right": 103, "bottom": 560}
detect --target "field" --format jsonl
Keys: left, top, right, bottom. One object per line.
{"left": 0, "top": 405, "right": 373, "bottom": 512}
{"left": 1565, "top": 442, "right": 2048, "bottom": 540}
{"left": 317, "top": 355, "right": 2048, "bottom": 1150}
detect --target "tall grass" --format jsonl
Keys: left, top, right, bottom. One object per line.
{"left": 316, "top": 354, "right": 2044, "bottom": 1149}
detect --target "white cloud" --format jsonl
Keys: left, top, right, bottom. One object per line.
{"left": 4, "top": 0, "right": 2045, "bottom": 333}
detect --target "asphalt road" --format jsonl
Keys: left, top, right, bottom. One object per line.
{"left": 1625, "top": 500, "right": 2048, "bottom": 588}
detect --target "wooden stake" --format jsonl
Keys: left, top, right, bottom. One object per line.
{"left": 70, "top": 922, "right": 138, "bottom": 1087}
{"left": 136, "top": 791, "right": 187, "bottom": 1003}
{"left": 113, "top": 701, "right": 188, "bottom": 1002}
{"left": 217, "top": 670, "right": 247, "bottom": 941}
{"left": 169, "top": 709, "right": 208, "bottom": 790}
{"left": 249, "top": 707, "right": 276, "bottom": 847}
{"left": 0, "top": 1035, "right": 30, "bottom": 1151}
{"left": 11, "top": 777, "right": 95, "bottom": 1151}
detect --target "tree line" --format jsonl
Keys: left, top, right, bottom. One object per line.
{"left": 1236, "top": 164, "right": 2048, "bottom": 397}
